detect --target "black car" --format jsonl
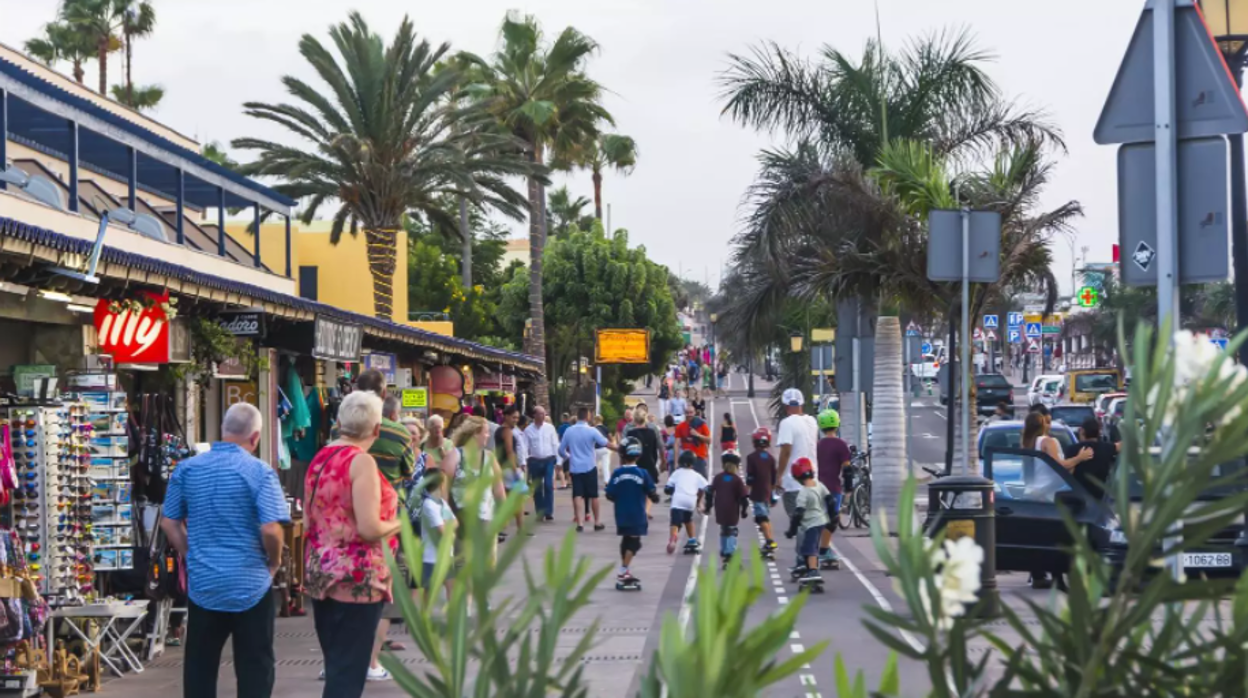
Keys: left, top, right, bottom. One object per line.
{"left": 974, "top": 374, "right": 1014, "bottom": 416}
{"left": 1049, "top": 404, "right": 1096, "bottom": 431}
{"left": 964, "top": 447, "right": 1247, "bottom": 587}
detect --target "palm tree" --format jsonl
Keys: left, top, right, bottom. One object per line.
{"left": 116, "top": 0, "right": 155, "bottom": 106}
{"left": 554, "top": 133, "right": 638, "bottom": 220}
{"left": 24, "top": 21, "right": 94, "bottom": 84}
{"left": 463, "top": 12, "right": 614, "bottom": 406}
{"left": 547, "top": 186, "right": 593, "bottom": 237}
{"left": 110, "top": 83, "right": 162, "bottom": 110}
{"left": 232, "top": 12, "right": 534, "bottom": 321}
{"left": 63, "top": 0, "right": 127, "bottom": 95}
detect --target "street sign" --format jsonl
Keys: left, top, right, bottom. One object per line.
{"left": 1027, "top": 338, "right": 1041, "bottom": 354}
{"left": 1025, "top": 322, "right": 1043, "bottom": 339}
{"left": 986, "top": 329, "right": 998, "bottom": 341}
{"left": 1008, "top": 329, "right": 1022, "bottom": 344}
{"left": 1007, "top": 312, "right": 1024, "bottom": 327}
{"left": 1076, "top": 286, "right": 1101, "bottom": 307}
{"left": 983, "top": 314, "right": 999, "bottom": 328}
{"left": 1095, "top": 1, "right": 1248, "bottom": 145}
{"left": 1211, "top": 337, "right": 1229, "bottom": 350}
{"left": 1117, "top": 136, "right": 1230, "bottom": 285}
{"left": 921, "top": 342, "right": 932, "bottom": 355}
{"left": 973, "top": 327, "right": 983, "bottom": 340}
{"left": 595, "top": 328, "right": 651, "bottom": 364}
{"left": 926, "top": 210, "right": 1002, "bottom": 282}
{"left": 906, "top": 328, "right": 921, "bottom": 337}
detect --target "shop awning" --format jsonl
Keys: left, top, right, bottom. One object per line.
{"left": 0, "top": 215, "right": 544, "bottom": 374}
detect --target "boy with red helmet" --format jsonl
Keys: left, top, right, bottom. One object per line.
{"left": 784, "top": 457, "right": 831, "bottom": 586}
{"left": 745, "top": 428, "right": 778, "bottom": 554}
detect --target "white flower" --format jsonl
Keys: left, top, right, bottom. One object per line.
{"left": 903, "top": 536, "right": 985, "bottom": 631}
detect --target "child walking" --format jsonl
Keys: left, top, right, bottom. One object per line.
{"left": 706, "top": 450, "right": 749, "bottom": 568}
{"left": 605, "top": 437, "right": 659, "bottom": 589}
{"left": 745, "top": 428, "right": 779, "bottom": 553}
{"left": 784, "top": 458, "right": 831, "bottom": 585}
{"left": 666, "top": 450, "right": 709, "bottom": 554}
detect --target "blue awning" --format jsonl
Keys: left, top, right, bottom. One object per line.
{"left": 0, "top": 57, "right": 295, "bottom": 213}
{"left": 0, "top": 215, "right": 543, "bottom": 373}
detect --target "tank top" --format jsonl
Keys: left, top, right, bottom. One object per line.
{"left": 303, "top": 444, "right": 398, "bottom": 603}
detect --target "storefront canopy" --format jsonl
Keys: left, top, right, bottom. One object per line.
{"left": 0, "top": 215, "right": 543, "bottom": 374}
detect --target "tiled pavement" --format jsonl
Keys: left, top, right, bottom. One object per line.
{"left": 103, "top": 484, "right": 688, "bottom": 698}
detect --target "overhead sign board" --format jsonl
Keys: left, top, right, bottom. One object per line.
{"left": 595, "top": 328, "right": 650, "bottom": 364}
{"left": 313, "top": 316, "right": 363, "bottom": 363}
{"left": 217, "top": 310, "right": 265, "bottom": 338}
{"left": 1117, "top": 136, "right": 1230, "bottom": 285}
{"left": 1095, "top": 1, "right": 1248, "bottom": 145}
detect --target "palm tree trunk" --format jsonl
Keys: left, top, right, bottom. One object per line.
{"left": 73, "top": 61, "right": 84, "bottom": 84}
{"left": 459, "top": 196, "right": 472, "bottom": 288}
{"left": 97, "top": 40, "right": 108, "bottom": 95}
{"left": 870, "top": 316, "right": 907, "bottom": 525}
{"left": 125, "top": 29, "right": 133, "bottom": 105}
{"left": 592, "top": 168, "right": 603, "bottom": 221}
{"left": 527, "top": 143, "right": 550, "bottom": 408}
{"left": 364, "top": 228, "right": 398, "bottom": 320}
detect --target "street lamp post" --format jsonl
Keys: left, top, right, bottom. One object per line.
{"left": 789, "top": 331, "right": 804, "bottom": 396}
{"left": 709, "top": 313, "right": 718, "bottom": 392}
{"left": 1203, "top": 0, "right": 1248, "bottom": 364}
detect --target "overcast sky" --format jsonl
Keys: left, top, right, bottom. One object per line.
{"left": 2, "top": 0, "right": 1145, "bottom": 292}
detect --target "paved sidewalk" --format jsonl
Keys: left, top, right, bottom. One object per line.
{"left": 108, "top": 488, "right": 686, "bottom": 698}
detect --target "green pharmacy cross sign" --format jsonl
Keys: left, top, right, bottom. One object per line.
{"left": 1077, "top": 286, "right": 1100, "bottom": 308}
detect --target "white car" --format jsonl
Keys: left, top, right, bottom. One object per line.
{"left": 910, "top": 354, "right": 940, "bottom": 380}
{"left": 1026, "top": 374, "right": 1065, "bottom": 407}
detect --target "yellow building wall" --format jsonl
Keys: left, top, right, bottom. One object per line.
{"left": 231, "top": 220, "right": 456, "bottom": 336}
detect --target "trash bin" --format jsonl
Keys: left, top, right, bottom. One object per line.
{"left": 924, "top": 475, "right": 998, "bottom": 616}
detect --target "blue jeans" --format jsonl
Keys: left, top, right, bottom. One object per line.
{"left": 527, "top": 457, "right": 556, "bottom": 517}
{"left": 719, "top": 525, "right": 738, "bottom": 557}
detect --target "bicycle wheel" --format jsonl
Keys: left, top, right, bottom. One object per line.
{"left": 838, "top": 495, "right": 853, "bottom": 529}
{"left": 853, "top": 484, "right": 871, "bottom": 528}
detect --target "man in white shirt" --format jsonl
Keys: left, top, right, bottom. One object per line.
{"left": 667, "top": 392, "right": 688, "bottom": 425}
{"left": 775, "top": 388, "right": 820, "bottom": 562}
{"left": 523, "top": 406, "right": 561, "bottom": 522}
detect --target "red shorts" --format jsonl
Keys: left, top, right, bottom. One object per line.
{"left": 720, "top": 441, "right": 737, "bottom": 452}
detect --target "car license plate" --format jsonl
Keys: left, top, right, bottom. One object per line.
{"left": 1181, "top": 552, "right": 1233, "bottom": 569}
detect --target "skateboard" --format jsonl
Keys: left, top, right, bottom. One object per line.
{"left": 789, "top": 564, "right": 810, "bottom": 581}
{"left": 760, "top": 545, "right": 776, "bottom": 561}
{"left": 683, "top": 542, "right": 702, "bottom": 555}
{"left": 798, "top": 575, "right": 825, "bottom": 593}
{"left": 820, "top": 557, "right": 841, "bottom": 571}
{"left": 615, "top": 577, "right": 642, "bottom": 591}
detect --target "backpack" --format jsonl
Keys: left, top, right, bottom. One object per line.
{"left": 659, "top": 383, "right": 670, "bottom": 400}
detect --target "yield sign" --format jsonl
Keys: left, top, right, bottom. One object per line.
{"left": 1027, "top": 338, "right": 1041, "bottom": 354}
{"left": 986, "top": 329, "right": 998, "bottom": 341}
{"left": 973, "top": 327, "right": 984, "bottom": 340}
{"left": 1095, "top": 0, "right": 1248, "bottom": 145}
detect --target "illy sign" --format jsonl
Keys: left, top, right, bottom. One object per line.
{"left": 217, "top": 311, "right": 265, "bottom": 337}
{"left": 313, "top": 317, "right": 363, "bottom": 363}
{"left": 93, "top": 291, "right": 171, "bottom": 363}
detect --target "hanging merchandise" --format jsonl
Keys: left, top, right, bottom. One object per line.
{"left": 74, "top": 383, "right": 136, "bottom": 573}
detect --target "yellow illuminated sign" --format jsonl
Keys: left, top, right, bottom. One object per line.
{"left": 595, "top": 329, "right": 651, "bottom": 364}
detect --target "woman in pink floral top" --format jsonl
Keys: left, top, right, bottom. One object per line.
{"left": 304, "top": 391, "right": 400, "bottom": 698}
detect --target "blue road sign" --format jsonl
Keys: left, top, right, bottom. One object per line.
{"left": 1025, "top": 322, "right": 1042, "bottom": 339}
{"left": 906, "top": 329, "right": 920, "bottom": 337}
{"left": 921, "top": 342, "right": 932, "bottom": 355}
{"left": 1008, "top": 329, "right": 1022, "bottom": 344}
{"left": 983, "top": 314, "right": 999, "bottom": 329}
{"left": 1008, "top": 312, "right": 1024, "bottom": 327}
{"left": 1211, "top": 338, "right": 1229, "bottom": 351}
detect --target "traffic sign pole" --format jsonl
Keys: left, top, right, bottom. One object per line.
{"left": 1154, "top": 0, "right": 1182, "bottom": 583}
{"left": 961, "top": 203, "right": 971, "bottom": 476}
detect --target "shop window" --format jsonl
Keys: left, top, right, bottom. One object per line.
{"left": 299, "top": 266, "right": 319, "bottom": 300}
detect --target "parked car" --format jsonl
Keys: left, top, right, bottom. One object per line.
{"left": 970, "top": 446, "right": 1248, "bottom": 588}
{"left": 1103, "top": 397, "right": 1129, "bottom": 442}
{"left": 1067, "top": 369, "right": 1123, "bottom": 404}
{"left": 910, "top": 353, "right": 940, "bottom": 380}
{"left": 1026, "top": 374, "right": 1065, "bottom": 407}
{"left": 978, "top": 420, "right": 1077, "bottom": 485}
{"left": 1049, "top": 404, "right": 1096, "bottom": 431}
{"left": 1094, "top": 392, "right": 1128, "bottom": 421}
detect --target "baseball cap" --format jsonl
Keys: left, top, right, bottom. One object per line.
{"left": 782, "top": 388, "right": 804, "bottom": 406}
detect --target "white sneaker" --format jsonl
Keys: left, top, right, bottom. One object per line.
{"left": 367, "top": 666, "right": 392, "bottom": 681}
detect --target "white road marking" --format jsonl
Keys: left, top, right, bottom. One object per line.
{"left": 791, "top": 643, "right": 805, "bottom": 653}
{"left": 833, "top": 542, "right": 924, "bottom": 656}
{"left": 934, "top": 411, "right": 947, "bottom": 420}
{"left": 790, "top": 631, "right": 801, "bottom": 639}
{"left": 777, "top": 596, "right": 789, "bottom": 605}
{"left": 799, "top": 674, "right": 817, "bottom": 686}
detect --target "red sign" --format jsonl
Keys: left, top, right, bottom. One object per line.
{"left": 93, "top": 292, "right": 171, "bottom": 363}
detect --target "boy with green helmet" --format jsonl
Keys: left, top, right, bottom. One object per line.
{"left": 815, "top": 408, "right": 850, "bottom": 571}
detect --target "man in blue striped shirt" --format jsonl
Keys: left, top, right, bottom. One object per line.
{"left": 161, "top": 403, "right": 288, "bottom": 698}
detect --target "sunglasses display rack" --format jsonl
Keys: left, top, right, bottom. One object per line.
{"left": 74, "top": 388, "right": 134, "bottom": 573}
{"left": 6, "top": 404, "right": 97, "bottom": 606}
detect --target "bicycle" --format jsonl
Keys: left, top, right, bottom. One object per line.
{"left": 840, "top": 447, "right": 872, "bottom": 529}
